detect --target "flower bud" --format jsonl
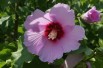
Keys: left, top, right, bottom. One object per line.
{"left": 81, "top": 6, "right": 100, "bottom": 23}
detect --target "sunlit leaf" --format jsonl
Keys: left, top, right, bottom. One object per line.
{"left": 0, "top": 16, "right": 10, "bottom": 25}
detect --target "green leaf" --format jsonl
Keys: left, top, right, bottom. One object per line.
{"left": 85, "top": 47, "right": 93, "bottom": 56}
{"left": 23, "top": 56, "right": 50, "bottom": 68}
{"left": 0, "top": 49, "right": 11, "bottom": 60}
{"left": 91, "top": 51, "right": 103, "bottom": 68}
{"left": 98, "top": 27, "right": 103, "bottom": 39}
{"left": 99, "top": 39, "right": 103, "bottom": 47}
{"left": 11, "top": 37, "right": 34, "bottom": 68}
{"left": 75, "top": 62, "right": 87, "bottom": 68}
{"left": 0, "top": 16, "right": 10, "bottom": 25}
{"left": 0, "top": 61, "right": 6, "bottom": 68}
{"left": 52, "top": 58, "right": 64, "bottom": 68}
{"left": 5, "top": 42, "right": 17, "bottom": 52}
{"left": 70, "top": 44, "right": 87, "bottom": 54}
{"left": 54, "top": 59, "right": 64, "bottom": 65}
{"left": 18, "top": 26, "right": 24, "bottom": 34}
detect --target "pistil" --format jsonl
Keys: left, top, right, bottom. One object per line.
{"left": 48, "top": 30, "right": 57, "bottom": 40}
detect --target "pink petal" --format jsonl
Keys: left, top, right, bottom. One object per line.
{"left": 44, "top": 13, "right": 53, "bottom": 22}
{"left": 68, "top": 25, "right": 85, "bottom": 41}
{"left": 57, "top": 26, "right": 80, "bottom": 53}
{"left": 50, "top": 4, "right": 75, "bottom": 26}
{"left": 24, "top": 9, "right": 45, "bottom": 31}
{"left": 88, "top": 7, "right": 100, "bottom": 22}
{"left": 53, "top": 3, "right": 70, "bottom": 11}
{"left": 38, "top": 39, "right": 63, "bottom": 63}
{"left": 24, "top": 30, "right": 45, "bottom": 55}
{"left": 61, "top": 40, "right": 80, "bottom": 53}
{"left": 30, "top": 17, "right": 51, "bottom": 31}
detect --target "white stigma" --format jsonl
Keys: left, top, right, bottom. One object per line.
{"left": 48, "top": 30, "right": 57, "bottom": 40}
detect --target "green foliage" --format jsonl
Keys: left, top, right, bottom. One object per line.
{"left": 91, "top": 50, "right": 103, "bottom": 68}
{"left": 0, "top": 0, "right": 103, "bottom": 68}
{"left": 23, "top": 56, "right": 50, "bottom": 68}
{"left": 0, "top": 61, "right": 6, "bottom": 68}
{"left": 11, "top": 37, "right": 34, "bottom": 68}
{"left": 0, "top": 49, "right": 11, "bottom": 60}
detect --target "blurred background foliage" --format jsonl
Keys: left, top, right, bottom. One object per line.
{"left": 0, "top": 0, "right": 103, "bottom": 68}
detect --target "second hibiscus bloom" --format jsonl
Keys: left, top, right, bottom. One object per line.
{"left": 24, "top": 3, "right": 85, "bottom": 63}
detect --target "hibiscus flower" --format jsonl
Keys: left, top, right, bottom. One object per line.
{"left": 24, "top": 3, "right": 85, "bottom": 63}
